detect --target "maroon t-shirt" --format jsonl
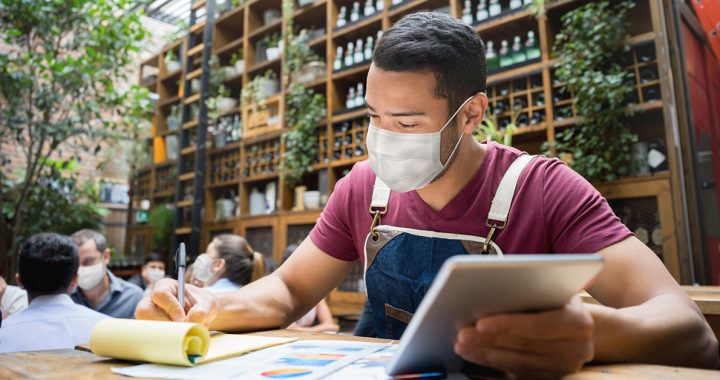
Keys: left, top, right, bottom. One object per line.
{"left": 310, "top": 142, "right": 632, "bottom": 262}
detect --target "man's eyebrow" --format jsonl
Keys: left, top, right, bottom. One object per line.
{"left": 365, "top": 100, "right": 426, "bottom": 117}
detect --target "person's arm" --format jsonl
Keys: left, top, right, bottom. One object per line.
{"left": 136, "top": 237, "right": 354, "bottom": 332}
{"left": 455, "top": 236, "right": 719, "bottom": 377}
{"left": 587, "top": 236, "right": 718, "bottom": 367}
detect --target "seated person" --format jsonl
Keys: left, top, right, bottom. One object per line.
{"left": 70, "top": 229, "right": 143, "bottom": 318}
{"left": 128, "top": 253, "right": 166, "bottom": 292}
{"left": 192, "top": 234, "right": 265, "bottom": 293}
{"left": 0, "top": 233, "right": 107, "bottom": 353}
{"left": 282, "top": 244, "right": 339, "bottom": 333}
{"left": 184, "top": 263, "right": 204, "bottom": 288}
{"left": 1, "top": 275, "right": 28, "bottom": 320}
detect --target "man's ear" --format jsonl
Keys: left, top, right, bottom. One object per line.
{"left": 462, "top": 92, "right": 488, "bottom": 134}
{"left": 102, "top": 248, "right": 111, "bottom": 265}
{"left": 211, "top": 258, "right": 226, "bottom": 272}
{"left": 15, "top": 273, "right": 24, "bottom": 290}
{"left": 68, "top": 273, "right": 79, "bottom": 292}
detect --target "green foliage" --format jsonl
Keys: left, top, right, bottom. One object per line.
{"left": 0, "top": 0, "right": 151, "bottom": 275}
{"left": 528, "top": 0, "right": 546, "bottom": 18}
{"left": 473, "top": 109, "right": 515, "bottom": 147}
{"left": 2, "top": 159, "right": 109, "bottom": 240}
{"left": 148, "top": 203, "right": 174, "bottom": 254}
{"left": 241, "top": 70, "right": 276, "bottom": 114}
{"left": 264, "top": 33, "right": 281, "bottom": 49}
{"left": 281, "top": 0, "right": 327, "bottom": 187}
{"left": 549, "top": 0, "right": 637, "bottom": 182}
{"left": 230, "top": 49, "right": 244, "bottom": 66}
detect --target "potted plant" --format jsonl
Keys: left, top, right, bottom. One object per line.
{"left": 215, "top": 85, "right": 238, "bottom": 114}
{"left": 230, "top": 49, "right": 244, "bottom": 75}
{"left": 148, "top": 203, "right": 175, "bottom": 256}
{"left": 264, "top": 33, "right": 282, "bottom": 61}
{"left": 164, "top": 50, "right": 180, "bottom": 73}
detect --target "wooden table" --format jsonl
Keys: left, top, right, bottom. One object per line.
{"left": 0, "top": 329, "right": 718, "bottom": 379}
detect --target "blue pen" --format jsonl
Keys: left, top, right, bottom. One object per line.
{"left": 177, "top": 243, "right": 186, "bottom": 312}
{"left": 392, "top": 372, "right": 446, "bottom": 379}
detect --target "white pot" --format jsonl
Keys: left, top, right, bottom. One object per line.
{"left": 223, "top": 66, "right": 238, "bottom": 78}
{"left": 217, "top": 97, "right": 238, "bottom": 113}
{"left": 234, "top": 60, "right": 245, "bottom": 74}
{"left": 298, "top": 0, "right": 315, "bottom": 6}
{"left": 262, "top": 79, "right": 280, "bottom": 97}
{"left": 165, "top": 60, "right": 181, "bottom": 73}
{"left": 266, "top": 47, "right": 280, "bottom": 61}
{"left": 249, "top": 189, "right": 266, "bottom": 216}
{"left": 303, "top": 191, "right": 321, "bottom": 209}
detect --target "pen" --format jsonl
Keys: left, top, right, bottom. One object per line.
{"left": 177, "top": 242, "right": 186, "bottom": 312}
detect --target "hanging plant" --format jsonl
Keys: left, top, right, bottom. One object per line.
{"left": 548, "top": 0, "right": 637, "bottom": 182}
{"left": 473, "top": 108, "right": 515, "bottom": 147}
{"left": 280, "top": 0, "right": 327, "bottom": 188}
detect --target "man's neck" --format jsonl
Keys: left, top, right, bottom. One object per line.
{"left": 416, "top": 137, "right": 487, "bottom": 212}
{"left": 81, "top": 272, "right": 110, "bottom": 309}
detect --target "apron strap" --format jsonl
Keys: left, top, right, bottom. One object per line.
{"left": 368, "top": 177, "right": 391, "bottom": 239}
{"left": 485, "top": 153, "right": 536, "bottom": 234}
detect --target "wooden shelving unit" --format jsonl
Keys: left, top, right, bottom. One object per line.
{"left": 128, "top": 0, "right": 690, "bottom": 311}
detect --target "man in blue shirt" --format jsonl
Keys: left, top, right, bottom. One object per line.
{"left": 70, "top": 229, "right": 143, "bottom": 318}
{"left": 0, "top": 233, "right": 107, "bottom": 353}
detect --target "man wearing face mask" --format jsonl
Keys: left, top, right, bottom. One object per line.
{"left": 71, "top": 229, "right": 143, "bottom": 318}
{"left": 137, "top": 12, "right": 718, "bottom": 376}
{"left": 128, "top": 253, "right": 167, "bottom": 293}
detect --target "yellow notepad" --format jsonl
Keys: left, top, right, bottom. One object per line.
{"left": 89, "top": 319, "right": 296, "bottom": 366}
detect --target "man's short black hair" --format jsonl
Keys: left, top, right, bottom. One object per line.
{"left": 372, "top": 11, "right": 487, "bottom": 115}
{"left": 18, "top": 232, "right": 79, "bottom": 295}
{"left": 144, "top": 252, "right": 164, "bottom": 266}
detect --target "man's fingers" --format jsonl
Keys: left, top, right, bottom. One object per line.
{"left": 150, "top": 282, "right": 186, "bottom": 322}
{"left": 475, "top": 298, "right": 593, "bottom": 340}
{"left": 135, "top": 296, "right": 173, "bottom": 321}
{"left": 457, "top": 327, "right": 594, "bottom": 361}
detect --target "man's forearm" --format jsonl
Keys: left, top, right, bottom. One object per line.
{"left": 588, "top": 294, "right": 718, "bottom": 369}
{"left": 209, "top": 274, "right": 299, "bottom": 332}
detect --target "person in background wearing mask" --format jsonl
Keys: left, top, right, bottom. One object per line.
{"left": 192, "top": 234, "right": 265, "bottom": 293}
{"left": 70, "top": 229, "right": 143, "bottom": 318}
{"left": 0, "top": 233, "right": 107, "bottom": 353}
{"left": 1, "top": 275, "right": 28, "bottom": 320}
{"left": 128, "top": 253, "right": 166, "bottom": 293}
{"left": 138, "top": 12, "right": 717, "bottom": 376}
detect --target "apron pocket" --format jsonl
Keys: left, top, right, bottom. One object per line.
{"left": 384, "top": 303, "right": 414, "bottom": 339}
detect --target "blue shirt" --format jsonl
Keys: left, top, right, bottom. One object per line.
{"left": 0, "top": 294, "right": 108, "bottom": 353}
{"left": 206, "top": 278, "right": 242, "bottom": 293}
{"left": 71, "top": 270, "right": 143, "bottom": 318}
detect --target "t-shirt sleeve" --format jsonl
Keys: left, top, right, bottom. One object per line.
{"left": 543, "top": 159, "right": 633, "bottom": 253}
{"left": 309, "top": 170, "right": 359, "bottom": 261}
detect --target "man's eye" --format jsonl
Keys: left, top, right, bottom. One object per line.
{"left": 367, "top": 113, "right": 379, "bottom": 120}
{"left": 399, "top": 123, "right": 417, "bottom": 129}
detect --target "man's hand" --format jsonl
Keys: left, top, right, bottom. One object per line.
{"left": 135, "top": 278, "right": 219, "bottom": 327}
{"left": 454, "top": 296, "right": 594, "bottom": 378}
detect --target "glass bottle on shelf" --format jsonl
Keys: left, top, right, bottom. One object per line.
{"left": 345, "top": 42, "right": 355, "bottom": 67}
{"left": 333, "top": 46, "right": 343, "bottom": 71}
{"left": 462, "top": 0, "right": 474, "bottom": 25}
{"left": 489, "top": 0, "right": 501, "bottom": 17}
{"left": 534, "top": 92, "right": 545, "bottom": 106}
{"left": 376, "top": 0, "right": 384, "bottom": 11}
{"left": 509, "top": 0, "right": 522, "bottom": 10}
{"left": 486, "top": 40, "right": 499, "bottom": 69}
{"left": 350, "top": 1, "right": 361, "bottom": 22}
{"left": 364, "top": 0, "right": 376, "bottom": 17}
{"left": 523, "top": 0, "right": 532, "bottom": 5}
{"left": 337, "top": 6, "right": 347, "bottom": 28}
{"left": 643, "top": 85, "right": 661, "bottom": 102}
{"left": 499, "top": 40, "right": 513, "bottom": 67}
{"left": 392, "top": 0, "right": 402, "bottom": 6}
{"left": 525, "top": 31, "right": 540, "bottom": 60}
{"left": 347, "top": 87, "right": 356, "bottom": 109}
{"left": 511, "top": 36, "right": 526, "bottom": 64}
{"left": 355, "top": 83, "right": 365, "bottom": 107}
{"left": 377, "top": 30, "right": 384, "bottom": 42}
{"left": 516, "top": 113, "right": 529, "bottom": 127}
{"left": 640, "top": 66, "right": 658, "bottom": 83}
{"left": 530, "top": 111, "right": 545, "bottom": 125}
{"left": 476, "top": 0, "right": 488, "bottom": 22}
{"left": 513, "top": 97, "right": 526, "bottom": 111}
{"left": 493, "top": 100, "right": 507, "bottom": 115}
{"left": 364, "top": 36, "right": 374, "bottom": 61}
{"left": 354, "top": 38, "right": 365, "bottom": 64}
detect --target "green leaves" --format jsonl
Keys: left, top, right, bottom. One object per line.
{"left": 549, "top": 0, "right": 637, "bottom": 183}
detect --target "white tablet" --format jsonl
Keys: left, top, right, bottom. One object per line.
{"left": 385, "top": 254, "right": 604, "bottom": 376}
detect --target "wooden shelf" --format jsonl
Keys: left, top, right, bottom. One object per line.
{"left": 160, "top": 68, "right": 182, "bottom": 82}
{"left": 243, "top": 172, "right": 279, "bottom": 183}
{"left": 159, "top": 95, "right": 181, "bottom": 108}
{"left": 191, "top": 0, "right": 206, "bottom": 10}
{"left": 177, "top": 200, "right": 193, "bottom": 208}
{"left": 332, "top": 63, "right": 371, "bottom": 81}
{"left": 331, "top": 108, "right": 367, "bottom": 123}
{"left": 182, "top": 120, "right": 199, "bottom": 130}
{"left": 188, "top": 43, "right": 205, "bottom": 57}
{"left": 332, "top": 14, "right": 382, "bottom": 40}
{"left": 248, "top": 19, "right": 282, "bottom": 41}
{"left": 293, "top": 0, "right": 327, "bottom": 18}
{"left": 187, "top": 68, "right": 202, "bottom": 80}
{"left": 554, "top": 100, "right": 664, "bottom": 129}
{"left": 190, "top": 20, "right": 206, "bottom": 34}
{"left": 179, "top": 172, "right": 196, "bottom": 181}
{"left": 215, "top": 37, "right": 245, "bottom": 56}
{"left": 487, "top": 60, "right": 549, "bottom": 85}
{"left": 175, "top": 227, "right": 192, "bottom": 235}
{"left": 474, "top": 9, "right": 532, "bottom": 34}
{"left": 248, "top": 57, "right": 281, "bottom": 76}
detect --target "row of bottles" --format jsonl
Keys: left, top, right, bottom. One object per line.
{"left": 336, "top": 0, "right": 384, "bottom": 29}
{"left": 333, "top": 31, "right": 382, "bottom": 72}
{"left": 486, "top": 31, "right": 540, "bottom": 70}
{"left": 345, "top": 82, "right": 366, "bottom": 109}
{"left": 461, "top": 0, "right": 533, "bottom": 26}
{"left": 243, "top": 141, "right": 280, "bottom": 178}
{"left": 332, "top": 117, "right": 367, "bottom": 161}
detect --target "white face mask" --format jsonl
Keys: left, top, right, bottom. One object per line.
{"left": 366, "top": 96, "right": 473, "bottom": 193}
{"left": 77, "top": 262, "right": 105, "bottom": 290}
{"left": 146, "top": 268, "right": 165, "bottom": 283}
{"left": 192, "top": 254, "right": 218, "bottom": 283}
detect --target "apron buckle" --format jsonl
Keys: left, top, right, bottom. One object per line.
{"left": 369, "top": 206, "right": 387, "bottom": 241}
{"left": 482, "top": 225, "right": 498, "bottom": 254}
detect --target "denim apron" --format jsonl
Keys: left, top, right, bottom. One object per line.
{"left": 363, "top": 154, "right": 536, "bottom": 340}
